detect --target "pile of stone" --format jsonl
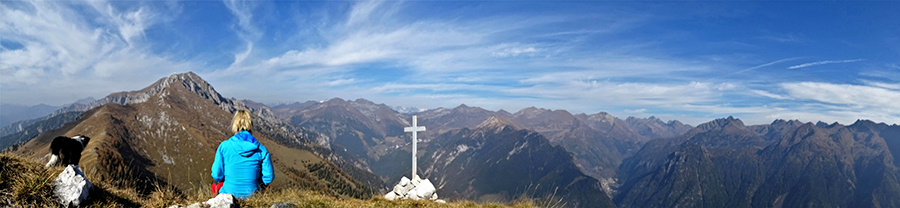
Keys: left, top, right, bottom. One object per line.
{"left": 384, "top": 176, "right": 445, "bottom": 203}
{"left": 53, "top": 165, "right": 93, "bottom": 207}
{"left": 167, "top": 193, "right": 235, "bottom": 208}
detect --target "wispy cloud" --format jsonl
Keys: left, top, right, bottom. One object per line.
{"left": 780, "top": 82, "right": 900, "bottom": 110}
{"left": 861, "top": 80, "right": 900, "bottom": 90}
{"left": 708, "top": 57, "right": 802, "bottom": 81}
{"left": 0, "top": 0, "right": 191, "bottom": 104}
{"left": 750, "top": 90, "right": 791, "bottom": 100}
{"left": 787, "top": 59, "right": 865, "bottom": 69}
{"left": 222, "top": 0, "right": 259, "bottom": 70}
{"left": 760, "top": 33, "right": 806, "bottom": 43}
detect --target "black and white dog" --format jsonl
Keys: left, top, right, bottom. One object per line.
{"left": 45, "top": 135, "right": 91, "bottom": 167}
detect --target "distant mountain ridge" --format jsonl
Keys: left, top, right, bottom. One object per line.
{"left": 274, "top": 100, "right": 686, "bottom": 203}
{"left": 0, "top": 104, "right": 60, "bottom": 128}
{"left": 418, "top": 118, "right": 615, "bottom": 207}
{"left": 624, "top": 116, "right": 692, "bottom": 140}
{"left": 615, "top": 117, "right": 900, "bottom": 208}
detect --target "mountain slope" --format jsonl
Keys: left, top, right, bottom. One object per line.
{"left": 624, "top": 116, "right": 692, "bottom": 140}
{"left": 418, "top": 117, "right": 615, "bottom": 207}
{"left": 509, "top": 107, "right": 644, "bottom": 183}
{"left": 575, "top": 112, "right": 648, "bottom": 142}
{"left": 8, "top": 72, "right": 380, "bottom": 198}
{"left": 272, "top": 98, "right": 410, "bottom": 179}
{"left": 615, "top": 117, "right": 900, "bottom": 208}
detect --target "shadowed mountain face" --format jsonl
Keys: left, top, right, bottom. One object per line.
{"left": 624, "top": 116, "right": 692, "bottom": 140}
{"left": 615, "top": 117, "right": 900, "bottom": 208}
{"left": 272, "top": 98, "right": 410, "bottom": 177}
{"left": 508, "top": 107, "right": 646, "bottom": 185}
{"left": 7, "top": 72, "right": 380, "bottom": 198}
{"left": 417, "top": 117, "right": 615, "bottom": 207}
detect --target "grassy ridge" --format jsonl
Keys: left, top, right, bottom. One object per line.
{"left": 0, "top": 154, "right": 543, "bottom": 208}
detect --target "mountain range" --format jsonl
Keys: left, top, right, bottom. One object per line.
{"left": 3, "top": 72, "right": 380, "bottom": 198}
{"left": 3, "top": 72, "right": 899, "bottom": 207}
{"left": 0, "top": 104, "right": 60, "bottom": 128}
{"left": 615, "top": 117, "right": 900, "bottom": 207}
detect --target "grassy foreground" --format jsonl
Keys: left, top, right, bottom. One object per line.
{"left": 0, "top": 154, "right": 543, "bottom": 208}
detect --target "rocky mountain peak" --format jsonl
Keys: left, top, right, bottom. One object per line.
{"left": 696, "top": 116, "right": 745, "bottom": 131}
{"left": 624, "top": 116, "right": 692, "bottom": 139}
{"left": 587, "top": 112, "right": 618, "bottom": 124}
{"left": 51, "top": 72, "right": 238, "bottom": 115}
{"left": 666, "top": 120, "right": 684, "bottom": 126}
{"left": 815, "top": 121, "right": 831, "bottom": 128}
{"left": 771, "top": 119, "right": 803, "bottom": 126}
{"left": 451, "top": 104, "right": 486, "bottom": 113}
{"left": 476, "top": 116, "right": 521, "bottom": 131}
{"left": 647, "top": 116, "right": 663, "bottom": 123}
{"left": 512, "top": 106, "right": 554, "bottom": 119}
{"left": 322, "top": 97, "right": 349, "bottom": 106}
{"left": 849, "top": 119, "right": 884, "bottom": 133}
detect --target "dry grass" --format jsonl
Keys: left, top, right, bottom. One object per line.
{"left": 1, "top": 153, "right": 60, "bottom": 207}
{"left": 227, "top": 188, "right": 536, "bottom": 208}
{"left": 1, "top": 154, "right": 541, "bottom": 208}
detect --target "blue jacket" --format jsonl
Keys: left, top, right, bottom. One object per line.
{"left": 211, "top": 131, "right": 274, "bottom": 198}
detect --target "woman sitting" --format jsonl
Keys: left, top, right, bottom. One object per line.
{"left": 211, "top": 110, "right": 274, "bottom": 198}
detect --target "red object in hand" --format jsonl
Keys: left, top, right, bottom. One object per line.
{"left": 211, "top": 182, "right": 223, "bottom": 195}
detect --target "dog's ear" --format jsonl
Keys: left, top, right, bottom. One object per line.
{"left": 81, "top": 135, "right": 91, "bottom": 146}
{"left": 50, "top": 136, "right": 69, "bottom": 153}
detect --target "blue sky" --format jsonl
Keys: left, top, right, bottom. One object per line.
{"left": 1, "top": 0, "right": 899, "bottom": 125}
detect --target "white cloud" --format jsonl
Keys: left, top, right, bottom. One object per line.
{"left": 0, "top": 0, "right": 191, "bottom": 105}
{"left": 492, "top": 46, "right": 538, "bottom": 57}
{"left": 766, "top": 82, "right": 900, "bottom": 124}
{"left": 710, "top": 57, "right": 802, "bottom": 80}
{"left": 326, "top": 78, "right": 355, "bottom": 86}
{"left": 861, "top": 80, "right": 900, "bottom": 90}
{"left": 781, "top": 82, "right": 900, "bottom": 110}
{"left": 787, "top": 59, "right": 865, "bottom": 69}
{"left": 750, "top": 90, "right": 790, "bottom": 100}
{"left": 508, "top": 80, "right": 728, "bottom": 106}
{"left": 222, "top": 0, "right": 260, "bottom": 70}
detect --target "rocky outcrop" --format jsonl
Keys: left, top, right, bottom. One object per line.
{"left": 52, "top": 165, "right": 93, "bottom": 207}
{"left": 384, "top": 176, "right": 442, "bottom": 202}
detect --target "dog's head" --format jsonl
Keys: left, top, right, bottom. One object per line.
{"left": 72, "top": 134, "right": 91, "bottom": 148}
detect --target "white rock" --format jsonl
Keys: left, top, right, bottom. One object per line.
{"left": 436, "top": 199, "right": 446, "bottom": 203}
{"left": 410, "top": 177, "right": 420, "bottom": 187}
{"left": 415, "top": 179, "right": 436, "bottom": 199}
{"left": 204, "top": 193, "right": 235, "bottom": 208}
{"left": 396, "top": 183, "right": 413, "bottom": 196}
{"left": 393, "top": 183, "right": 404, "bottom": 194}
{"left": 399, "top": 176, "right": 410, "bottom": 187}
{"left": 52, "top": 165, "right": 93, "bottom": 207}
{"left": 384, "top": 192, "right": 398, "bottom": 200}
{"left": 167, "top": 194, "right": 233, "bottom": 208}
{"left": 386, "top": 176, "right": 443, "bottom": 202}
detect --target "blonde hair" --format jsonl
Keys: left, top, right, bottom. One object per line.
{"left": 232, "top": 110, "right": 253, "bottom": 133}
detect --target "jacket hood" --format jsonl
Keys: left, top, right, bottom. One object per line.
{"left": 229, "top": 131, "right": 261, "bottom": 157}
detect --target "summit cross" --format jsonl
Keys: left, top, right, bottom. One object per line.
{"left": 404, "top": 115, "right": 426, "bottom": 180}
